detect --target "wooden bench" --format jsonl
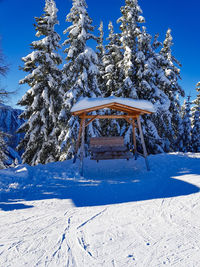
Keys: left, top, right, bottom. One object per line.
{"left": 89, "top": 137, "right": 133, "bottom": 161}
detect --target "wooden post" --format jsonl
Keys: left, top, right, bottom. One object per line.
{"left": 80, "top": 115, "right": 86, "bottom": 176}
{"left": 73, "top": 119, "right": 83, "bottom": 164}
{"left": 132, "top": 118, "right": 137, "bottom": 160}
{"left": 137, "top": 116, "right": 150, "bottom": 171}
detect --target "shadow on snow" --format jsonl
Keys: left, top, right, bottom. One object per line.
{"left": 0, "top": 153, "right": 200, "bottom": 210}
{"left": 0, "top": 203, "right": 34, "bottom": 211}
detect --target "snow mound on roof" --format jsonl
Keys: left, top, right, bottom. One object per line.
{"left": 71, "top": 97, "right": 155, "bottom": 113}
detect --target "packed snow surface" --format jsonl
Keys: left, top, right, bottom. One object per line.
{"left": 71, "top": 96, "right": 155, "bottom": 113}
{"left": 0, "top": 153, "right": 200, "bottom": 266}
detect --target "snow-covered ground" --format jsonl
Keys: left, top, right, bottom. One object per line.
{"left": 0, "top": 153, "right": 200, "bottom": 266}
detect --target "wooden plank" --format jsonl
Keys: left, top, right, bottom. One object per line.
{"left": 90, "top": 146, "right": 127, "bottom": 153}
{"left": 91, "top": 151, "right": 133, "bottom": 160}
{"left": 90, "top": 137, "right": 123, "bottom": 141}
{"left": 91, "top": 150, "right": 133, "bottom": 157}
{"left": 90, "top": 137, "right": 124, "bottom": 147}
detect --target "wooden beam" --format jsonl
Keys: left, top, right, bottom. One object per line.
{"left": 72, "top": 102, "right": 153, "bottom": 116}
{"left": 124, "top": 117, "right": 132, "bottom": 124}
{"left": 72, "top": 103, "right": 115, "bottom": 115}
{"left": 73, "top": 119, "right": 83, "bottom": 164}
{"left": 79, "top": 115, "right": 137, "bottom": 119}
{"left": 80, "top": 115, "right": 86, "bottom": 176}
{"left": 137, "top": 116, "right": 150, "bottom": 171}
{"left": 85, "top": 115, "right": 99, "bottom": 127}
{"left": 109, "top": 105, "right": 138, "bottom": 114}
{"left": 110, "top": 102, "right": 153, "bottom": 114}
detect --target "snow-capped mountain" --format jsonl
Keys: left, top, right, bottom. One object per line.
{"left": 0, "top": 104, "right": 24, "bottom": 163}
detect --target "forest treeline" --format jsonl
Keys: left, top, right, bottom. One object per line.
{"left": 0, "top": 0, "right": 200, "bottom": 167}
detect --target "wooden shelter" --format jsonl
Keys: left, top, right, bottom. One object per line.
{"left": 71, "top": 97, "right": 154, "bottom": 175}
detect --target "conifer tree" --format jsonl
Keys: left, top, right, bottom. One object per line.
{"left": 96, "top": 21, "right": 106, "bottom": 97}
{"left": 191, "top": 82, "right": 200, "bottom": 152}
{"left": 59, "top": 0, "right": 101, "bottom": 160}
{"left": 116, "top": 0, "right": 171, "bottom": 152}
{"left": 18, "top": 0, "right": 63, "bottom": 165}
{"left": 98, "top": 22, "right": 123, "bottom": 136}
{"left": 192, "top": 82, "right": 200, "bottom": 113}
{"left": 117, "top": 0, "right": 145, "bottom": 99}
{"left": 97, "top": 22, "right": 105, "bottom": 59}
{"left": 177, "top": 96, "right": 192, "bottom": 152}
{"left": 160, "top": 29, "right": 185, "bottom": 150}
{"left": 191, "top": 108, "right": 200, "bottom": 152}
{"left": 135, "top": 26, "right": 171, "bottom": 153}
{"left": 116, "top": 0, "right": 143, "bottom": 146}
{"left": 103, "top": 21, "right": 123, "bottom": 97}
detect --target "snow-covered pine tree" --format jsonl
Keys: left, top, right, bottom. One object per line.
{"left": 116, "top": 0, "right": 171, "bottom": 152}
{"left": 180, "top": 99, "right": 186, "bottom": 118}
{"left": 115, "top": 0, "right": 144, "bottom": 146}
{"left": 17, "top": 0, "right": 63, "bottom": 166}
{"left": 160, "top": 29, "right": 185, "bottom": 150}
{"left": 96, "top": 21, "right": 106, "bottom": 94}
{"left": 103, "top": 21, "right": 123, "bottom": 98}
{"left": 96, "top": 21, "right": 110, "bottom": 136}
{"left": 191, "top": 82, "right": 200, "bottom": 152}
{"left": 192, "top": 82, "right": 200, "bottom": 115}
{"left": 97, "top": 21, "right": 105, "bottom": 58}
{"left": 133, "top": 26, "right": 172, "bottom": 153}
{"left": 191, "top": 107, "right": 200, "bottom": 152}
{"left": 97, "top": 21, "right": 124, "bottom": 136}
{"left": 177, "top": 96, "right": 192, "bottom": 152}
{"left": 59, "top": 0, "right": 102, "bottom": 160}
{"left": 117, "top": 0, "right": 145, "bottom": 99}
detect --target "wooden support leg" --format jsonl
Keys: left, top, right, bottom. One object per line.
{"left": 73, "top": 119, "right": 83, "bottom": 164}
{"left": 132, "top": 118, "right": 137, "bottom": 160}
{"left": 80, "top": 117, "right": 86, "bottom": 176}
{"left": 137, "top": 116, "right": 150, "bottom": 171}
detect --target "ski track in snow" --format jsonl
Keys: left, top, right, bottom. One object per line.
{"left": 0, "top": 153, "right": 200, "bottom": 266}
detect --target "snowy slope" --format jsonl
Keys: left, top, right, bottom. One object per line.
{"left": 0, "top": 153, "right": 200, "bottom": 266}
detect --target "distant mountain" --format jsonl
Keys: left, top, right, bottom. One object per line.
{"left": 0, "top": 104, "right": 25, "bottom": 164}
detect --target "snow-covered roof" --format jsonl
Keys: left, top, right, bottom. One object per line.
{"left": 71, "top": 97, "right": 155, "bottom": 114}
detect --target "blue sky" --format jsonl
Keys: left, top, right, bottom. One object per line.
{"left": 0, "top": 0, "right": 200, "bottom": 108}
